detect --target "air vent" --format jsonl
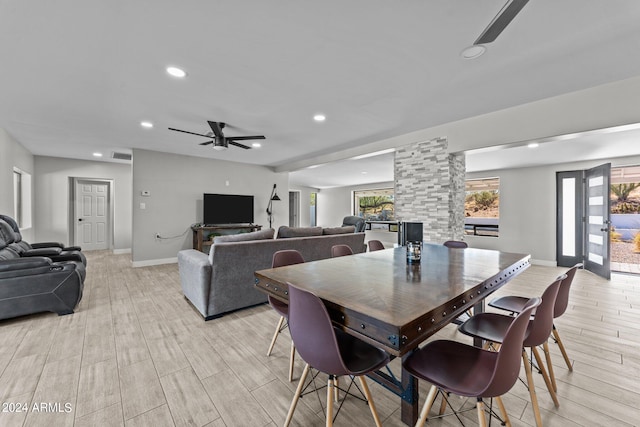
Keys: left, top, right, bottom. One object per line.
{"left": 111, "top": 152, "right": 132, "bottom": 161}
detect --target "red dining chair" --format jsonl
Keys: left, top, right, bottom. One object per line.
{"left": 443, "top": 240, "right": 468, "bottom": 248}
{"left": 489, "top": 263, "right": 581, "bottom": 378}
{"left": 368, "top": 240, "right": 385, "bottom": 251}
{"left": 458, "top": 276, "right": 565, "bottom": 427}
{"left": 331, "top": 244, "right": 353, "bottom": 257}
{"left": 266, "top": 250, "right": 305, "bottom": 382}
{"left": 404, "top": 297, "right": 541, "bottom": 427}
{"left": 284, "top": 283, "right": 390, "bottom": 427}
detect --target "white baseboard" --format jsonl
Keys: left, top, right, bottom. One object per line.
{"left": 530, "top": 259, "right": 557, "bottom": 267}
{"left": 131, "top": 257, "right": 178, "bottom": 268}
{"left": 113, "top": 248, "right": 131, "bottom": 254}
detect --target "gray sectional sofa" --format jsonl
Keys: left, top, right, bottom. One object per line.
{"left": 177, "top": 226, "right": 365, "bottom": 319}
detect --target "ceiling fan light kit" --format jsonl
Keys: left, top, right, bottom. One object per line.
{"left": 168, "top": 120, "right": 265, "bottom": 151}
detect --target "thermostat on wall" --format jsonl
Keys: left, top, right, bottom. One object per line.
{"left": 141, "top": 190, "right": 151, "bottom": 196}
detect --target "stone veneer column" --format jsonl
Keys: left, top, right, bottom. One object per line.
{"left": 394, "top": 138, "right": 466, "bottom": 243}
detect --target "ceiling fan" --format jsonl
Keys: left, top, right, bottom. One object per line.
{"left": 474, "top": 0, "right": 529, "bottom": 45}
{"left": 168, "top": 121, "right": 265, "bottom": 151}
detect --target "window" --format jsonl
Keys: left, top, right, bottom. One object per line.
{"left": 465, "top": 177, "right": 499, "bottom": 236}
{"left": 13, "top": 167, "right": 32, "bottom": 228}
{"left": 310, "top": 192, "right": 317, "bottom": 227}
{"left": 353, "top": 188, "right": 395, "bottom": 221}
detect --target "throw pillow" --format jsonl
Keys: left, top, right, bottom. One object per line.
{"left": 322, "top": 226, "right": 356, "bottom": 235}
{"left": 213, "top": 228, "right": 275, "bottom": 243}
{"left": 276, "top": 226, "right": 323, "bottom": 238}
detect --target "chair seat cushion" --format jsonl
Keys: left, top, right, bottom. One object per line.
{"left": 458, "top": 312, "right": 514, "bottom": 344}
{"left": 489, "top": 295, "right": 529, "bottom": 313}
{"left": 403, "top": 340, "right": 498, "bottom": 397}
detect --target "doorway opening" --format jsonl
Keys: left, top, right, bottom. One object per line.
{"left": 610, "top": 165, "right": 640, "bottom": 274}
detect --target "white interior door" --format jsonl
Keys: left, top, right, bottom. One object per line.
{"left": 585, "top": 163, "right": 611, "bottom": 279}
{"left": 75, "top": 179, "right": 110, "bottom": 250}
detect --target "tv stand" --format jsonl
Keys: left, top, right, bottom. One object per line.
{"left": 192, "top": 224, "right": 262, "bottom": 252}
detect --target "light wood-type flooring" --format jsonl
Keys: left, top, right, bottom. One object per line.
{"left": 1, "top": 250, "right": 639, "bottom": 426}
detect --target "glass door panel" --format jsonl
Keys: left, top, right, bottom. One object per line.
{"left": 556, "top": 171, "right": 584, "bottom": 267}
{"left": 585, "top": 163, "right": 611, "bottom": 279}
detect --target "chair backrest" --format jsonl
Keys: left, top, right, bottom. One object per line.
{"left": 287, "top": 283, "right": 349, "bottom": 375}
{"left": 368, "top": 240, "right": 385, "bottom": 251}
{"left": 523, "top": 275, "right": 564, "bottom": 347}
{"left": 0, "top": 215, "right": 31, "bottom": 252}
{"left": 272, "top": 249, "right": 305, "bottom": 268}
{"left": 341, "top": 216, "right": 365, "bottom": 232}
{"left": 554, "top": 264, "right": 580, "bottom": 318}
{"left": 443, "top": 240, "right": 468, "bottom": 249}
{"left": 483, "top": 297, "right": 541, "bottom": 397}
{"left": 331, "top": 244, "right": 353, "bottom": 257}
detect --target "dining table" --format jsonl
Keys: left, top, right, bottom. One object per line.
{"left": 254, "top": 243, "right": 530, "bottom": 425}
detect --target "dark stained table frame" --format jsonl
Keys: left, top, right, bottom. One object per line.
{"left": 254, "top": 244, "right": 530, "bottom": 425}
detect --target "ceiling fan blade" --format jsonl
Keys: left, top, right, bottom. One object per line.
{"left": 226, "top": 135, "right": 266, "bottom": 141}
{"left": 199, "top": 141, "right": 214, "bottom": 146}
{"left": 228, "top": 140, "right": 252, "bottom": 149}
{"left": 168, "top": 127, "right": 211, "bottom": 138}
{"left": 207, "top": 121, "right": 224, "bottom": 138}
{"left": 474, "top": 0, "right": 529, "bottom": 45}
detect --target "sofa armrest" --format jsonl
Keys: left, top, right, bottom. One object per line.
{"left": 177, "top": 249, "right": 212, "bottom": 318}
{"left": 23, "top": 247, "right": 63, "bottom": 257}
{"left": 0, "top": 257, "right": 52, "bottom": 272}
{"left": 30, "top": 241, "right": 65, "bottom": 249}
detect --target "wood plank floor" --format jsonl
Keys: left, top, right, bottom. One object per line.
{"left": 1, "top": 251, "right": 639, "bottom": 426}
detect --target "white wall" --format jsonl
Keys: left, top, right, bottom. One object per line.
{"left": 0, "top": 128, "right": 35, "bottom": 241}
{"left": 131, "top": 149, "right": 288, "bottom": 264}
{"left": 466, "top": 154, "right": 640, "bottom": 264}
{"left": 33, "top": 156, "right": 132, "bottom": 250}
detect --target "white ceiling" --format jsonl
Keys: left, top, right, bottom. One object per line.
{"left": 2, "top": 1, "right": 640, "bottom": 185}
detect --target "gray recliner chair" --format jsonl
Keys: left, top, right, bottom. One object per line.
{"left": 0, "top": 214, "right": 87, "bottom": 270}
{"left": 0, "top": 219, "right": 84, "bottom": 320}
{"left": 341, "top": 216, "right": 366, "bottom": 232}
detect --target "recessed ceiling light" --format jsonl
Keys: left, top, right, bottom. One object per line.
{"left": 252, "top": 142, "right": 262, "bottom": 148}
{"left": 93, "top": 152, "right": 103, "bottom": 157}
{"left": 460, "top": 45, "right": 487, "bottom": 60}
{"left": 140, "top": 121, "right": 153, "bottom": 128}
{"left": 166, "top": 66, "right": 187, "bottom": 78}
{"left": 314, "top": 114, "right": 326, "bottom": 122}
{"left": 361, "top": 171, "right": 368, "bottom": 174}
{"left": 528, "top": 142, "right": 540, "bottom": 148}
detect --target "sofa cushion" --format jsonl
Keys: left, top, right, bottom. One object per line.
{"left": 277, "top": 226, "right": 323, "bottom": 238}
{"left": 213, "top": 228, "right": 275, "bottom": 244}
{"left": 322, "top": 226, "right": 356, "bottom": 235}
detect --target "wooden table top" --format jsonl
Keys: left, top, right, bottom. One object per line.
{"left": 255, "top": 244, "right": 530, "bottom": 356}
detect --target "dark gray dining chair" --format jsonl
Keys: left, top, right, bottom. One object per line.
{"left": 404, "top": 297, "right": 541, "bottom": 427}
{"left": 368, "top": 240, "right": 385, "bottom": 251}
{"left": 458, "top": 276, "right": 565, "bottom": 427}
{"left": 331, "top": 244, "right": 353, "bottom": 257}
{"left": 284, "top": 283, "right": 389, "bottom": 427}
{"left": 266, "top": 250, "right": 305, "bottom": 382}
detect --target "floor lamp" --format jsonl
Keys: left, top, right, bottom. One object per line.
{"left": 266, "top": 184, "right": 281, "bottom": 228}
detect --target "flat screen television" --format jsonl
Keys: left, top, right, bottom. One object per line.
{"left": 203, "top": 193, "right": 254, "bottom": 225}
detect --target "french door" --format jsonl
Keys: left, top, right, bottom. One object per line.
{"left": 557, "top": 163, "right": 611, "bottom": 279}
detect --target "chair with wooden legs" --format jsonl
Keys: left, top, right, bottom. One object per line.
{"left": 265, "top": 250, "right": 305, "bottom": 382}
{"left": 489, "top": 263, "right": 581, "bottom": 388}
{"left": 404, "top": 298, "right": 541, "bottom": 427}
{"left": 331, "top": 244, "right": 353, "bottom": 257}
{"left": 458, "top": 276, "right": 565, "bottom": 427}
{"left": 284, "top": 283, "right": 390, "bottom": 427}
{"left": 367, "top": 239, "right": 385, "bottom": 251}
